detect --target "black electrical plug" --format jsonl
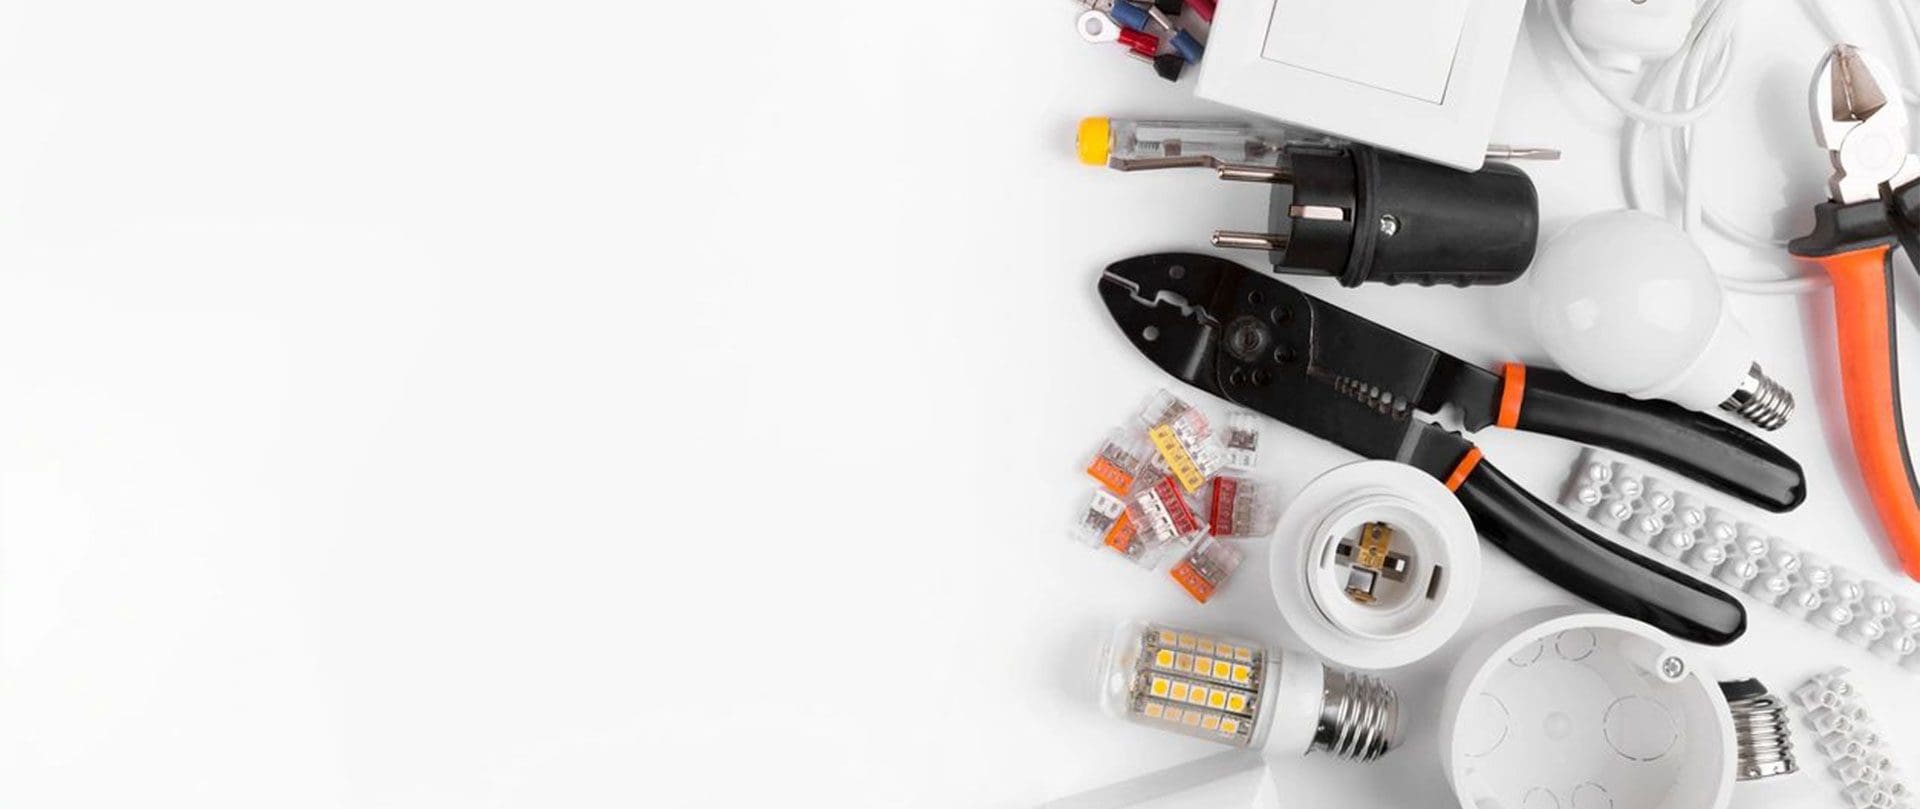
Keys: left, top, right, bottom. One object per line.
{"left": 1209, "top": 144, "right": 1539, "bottom": 287}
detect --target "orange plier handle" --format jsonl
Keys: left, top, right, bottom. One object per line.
{"left": 1791, "top": 198, "right": 1920, "bottom": 580}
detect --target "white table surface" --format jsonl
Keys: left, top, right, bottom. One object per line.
{"left": 0, "top": 2, "right": 1914, "bottom": 807}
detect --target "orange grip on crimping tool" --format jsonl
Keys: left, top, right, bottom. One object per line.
{"left": 1812, "top": 244, "right": 1920, "bottom": 580}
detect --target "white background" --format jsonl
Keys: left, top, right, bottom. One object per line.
{"left": 0, "top": 1, "right": 1915, "bottom": 807}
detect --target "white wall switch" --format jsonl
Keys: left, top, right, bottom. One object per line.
{"left": 1197, "top": 0, "right": 1529, "bottom": 170}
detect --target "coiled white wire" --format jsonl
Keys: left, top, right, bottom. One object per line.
{"left": 1538, "top": 0, "right": 1920, "bottom": 295}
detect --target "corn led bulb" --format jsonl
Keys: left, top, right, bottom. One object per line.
{"left": 1099, "top": 621, "right": 1399, "bottom": 762}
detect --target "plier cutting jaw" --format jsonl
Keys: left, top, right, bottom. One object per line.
{"left": 1789, "top": 45, "right": 1920, "bottom": 581}
{"left": 1813, "top": 45, "right": 1920, "bottom": 205}
{"left": 1100, "top": 253, "right": 1809, "bottom": 646}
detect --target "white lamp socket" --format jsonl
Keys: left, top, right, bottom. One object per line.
{"left": 1269, "top": 461, "right": 1481, "bottom": 670}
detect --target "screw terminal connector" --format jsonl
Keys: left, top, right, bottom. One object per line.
{"left": 1560, "top": 449, "right": 1920, "bottom": 674}
{"left": 1792, "top": 669, "right": 1914, "bottom": 809}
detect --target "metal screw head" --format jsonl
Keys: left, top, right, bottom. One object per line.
{"left": 1660, "top": 656, "right": 1686, "bottom": 678}
{"left": 1223, "top": 316, "right": 1270, "bottom": 363}
{"left": 1378, "top": 215, "right": 1400, "bottom": 237}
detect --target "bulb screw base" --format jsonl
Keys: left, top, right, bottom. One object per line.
{"left": 1719, "top": 363, "right": 1795, "bottom": 431}
{"left": 1313, "top": 668, "right": 1398, "bottom": 762}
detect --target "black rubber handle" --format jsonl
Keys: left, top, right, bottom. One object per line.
{"left": 1513, "top": 368, "right": 1806, "bottom": 512}
{"left": 1454, "top": 459, "right": 1747, "bottom": 646}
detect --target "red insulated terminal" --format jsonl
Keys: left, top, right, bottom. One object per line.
{"left": 1186, "top": 0, "right": 1215, "bottom": 22}
{"left": 1118, "top": 28, "right": 1159, "bottom": 57}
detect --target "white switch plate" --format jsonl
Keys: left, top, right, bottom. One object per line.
{"left": 1197, "top": 0, "right": 1529, "bottom": 170}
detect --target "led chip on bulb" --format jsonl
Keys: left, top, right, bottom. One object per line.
{"left": 1202, "top": 715, "right": 1222, "bottom": 731}
{"left": 1226, "top": 693, "right": 1249, "bottom": 713}
{"left": 1155, "top": 649, "right": 1176, "bottom": 669}
{"left": 1150, "top": 677, "right": 1171, "bottom": 698}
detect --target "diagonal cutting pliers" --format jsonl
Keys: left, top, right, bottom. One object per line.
{"left": 1099, "top": 253, "right": 1810, "bottom": 645}
{"left": 1788, "top": 45, "right": 1920, "bottom": 581}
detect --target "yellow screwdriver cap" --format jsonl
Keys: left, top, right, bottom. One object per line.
{"left": 1077, "top": 117, "right": 1111, "bottom": 166}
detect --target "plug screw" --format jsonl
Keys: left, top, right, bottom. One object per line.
{"left": 1378, "top": 215, "right": 1400, "bottom": 238}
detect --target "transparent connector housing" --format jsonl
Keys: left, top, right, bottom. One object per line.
{"left": 1072, "top": 488, "right": 1149, "bottom": 562}
{"left": 1086, "top": 429, "right": 1153, "bottom": 496}
{"left": 1131, "top": 475, "right": 1207, "bottom": 546}
{"left": 1098, "top": 621, "right": 1399, "bottom": 761}
{"left": 1207, "top": 476, "right": 1280, "bottom": 538}
{"left": 1170, "top": 536, "right": 1244, "bottom": 603}
{"left": 1137, "top": 389, "right": 1211, "bottom": 442}
{"left": 1221, "top": 410, "right": 1262, "bottom": 470}
{"left": 1137, "top": 390, "right": 1224, "bottom": 493}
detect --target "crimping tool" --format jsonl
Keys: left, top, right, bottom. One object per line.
{"left": 1099, "top": 252, "right": 1809, "bottom": 645}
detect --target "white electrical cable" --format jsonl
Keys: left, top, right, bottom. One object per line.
{"left": 1542, "top": 0, "right": 1737, "bottom": 125}
{"left": 1544, "top": 0, "right": 1830, "bottom": 295}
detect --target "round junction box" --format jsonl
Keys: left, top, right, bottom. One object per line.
{"left": 1441, "top": 608, "right": 1735, "bottom": 809}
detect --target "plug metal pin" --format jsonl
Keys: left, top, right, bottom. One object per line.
{"left": 1211, "top": 231, "right": 1288, "bottom": 251}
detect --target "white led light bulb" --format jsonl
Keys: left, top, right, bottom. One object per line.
{"left": 1527, "top": 211, "right": 1794, "bottom": 430}
{"left": 1099, "top": 621, "right": 1398, "bottom": 762}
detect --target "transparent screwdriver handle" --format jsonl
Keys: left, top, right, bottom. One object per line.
{"left": 1078, "top": 117, "right": 1329, "bottom": 168}
{"left": 1076, "top": 117, "right": 1559, "bottom": 168}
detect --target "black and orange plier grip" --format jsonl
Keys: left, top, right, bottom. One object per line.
{"left": 1789, "top": 45, "right": 1920, "bottom": 580}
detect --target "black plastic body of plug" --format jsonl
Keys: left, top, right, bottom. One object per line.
{"left": 1268, "top": 144, "right": 1539, "bottom": 287}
